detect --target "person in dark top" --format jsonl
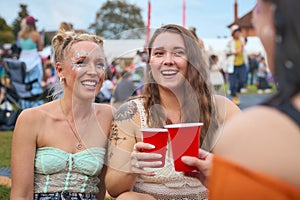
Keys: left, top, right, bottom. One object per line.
{"left": 182, "top": 0, "right": 300, "bottom": 196}
{"left": 112, "top": 71, "right": 135, "bottom": 108}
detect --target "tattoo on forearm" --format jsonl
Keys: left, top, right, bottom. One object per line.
{"left": 108, "top": 101, "right": 139, "bottom": 159}
{"left": 108, "top": 123, "right": 127, "bottom": 159}
{"left": 109, "top": 122, "right": 126, "bottom": 145}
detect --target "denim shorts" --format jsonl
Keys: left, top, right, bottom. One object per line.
{"left": 34, "top": 192, "right": 97, "bottom": 200}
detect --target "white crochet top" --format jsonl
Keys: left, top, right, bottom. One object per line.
{"left": 132, "top": 99, "right": 208, "bottom": 200}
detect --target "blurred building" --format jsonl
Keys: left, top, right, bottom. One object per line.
{"left": 228, "top": 0, "right": 256, "bottom": 37}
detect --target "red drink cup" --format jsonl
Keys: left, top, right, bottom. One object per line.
{"left": 140, "top": 128, "right": 169, "bottom": 168}
{"left": 164, "top": 123, "right": 203, "bottom": 172}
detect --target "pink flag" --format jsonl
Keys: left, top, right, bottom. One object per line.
{"left": 146, "top": 0, "right": 151, "bottom": 45}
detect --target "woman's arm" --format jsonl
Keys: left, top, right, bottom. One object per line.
{"left": 10, "top": 109, "right": 38, "bottom": 200}
{"left": 214, "top": 95, "right": 241, "bottom": 123}
{"left": 32, "top": 31, "right": 43, "bottom": 51}
{"left": 97, "top": 165, "right": 107, "bottom": 200}
{"left": 105, "top": 101, "right": 141, "bottom": 197}
{"left": 116, "top": 191, "right": 156, "bottom": 200}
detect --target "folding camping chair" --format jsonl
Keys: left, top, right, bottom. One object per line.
{"left": 0, "top": 59, "right": 23, "bottom": 130}
{"left": 1, "top": 59, "right": 45, "bottom": 128}
{"left": 3, "top": 58, "right": 38, "bottom": 101}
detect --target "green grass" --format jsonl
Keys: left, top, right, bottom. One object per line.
{"left": 0, "top": 131, "right": 12, "bottom": 200}
{"left": 0, "top": 131, "right": 12, "bottom": 167}
{"left": 0, "top": 186, "right": 10, "bottom": 200}
{"left": 215, "top": 83, "right": 277, "bottom": 95}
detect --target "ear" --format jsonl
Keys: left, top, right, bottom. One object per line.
{"left": 55, "top": 62, "right": 64, "bottom": 78}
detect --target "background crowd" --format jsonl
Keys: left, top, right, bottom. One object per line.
{"left": 0, "top": 16, "right": 274, "bottom": 115}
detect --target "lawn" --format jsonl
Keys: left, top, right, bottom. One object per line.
{"left": 216, "top": 82, "right": 277, "bottom": 95}
{"left": 0, "top": 131, "right": 12, "bottom": 200}
{"left": 0, "top": 131, "right": 12, "bottom": 167}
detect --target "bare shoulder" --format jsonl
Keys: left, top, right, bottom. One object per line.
{"left": 213, "top": 105, "right": 300, "bottom": 184}
{"left": 215, "top": 106, "right": 282, "bottom": 154}
{"left": 31, "top": 31, "right": 41, "bottom": 38}
{"left": 16, "top": 106, "right": 45, "bottom": 125}
{"left": 13, "top": 105, "right": 49, "bottom": 139}
{"left": 113, "top": 100, "right": 140, "bottom": 123}
{"left": 16, "top": 101, "right": 62, "bottom": 127}
{"left": 213, "top": 94, "right": 241, "bottom": 123}
{"left": 215, "top": 105, "right": 299, "bottom": 153}
{"left": 95, "top": 103, "right": 115, "bottom": 118}
{"left": 111, "top": 100, "right": 142, "bottom": 138}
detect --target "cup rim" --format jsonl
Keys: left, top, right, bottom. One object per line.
{"left": 140, "top": 128, "right": 168, "bottom": 132}
{"left": 164, "top": 122, "right": 203, "bottom": 128}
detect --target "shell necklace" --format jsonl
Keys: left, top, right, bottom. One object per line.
{"left": 59, "top": 98, "right": 90, "bottom": 150}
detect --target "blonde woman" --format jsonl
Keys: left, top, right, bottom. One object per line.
{"left": 11, "top": 30, "right": 114, "bottom": 200}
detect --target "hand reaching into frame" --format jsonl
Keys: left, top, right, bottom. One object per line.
{"left": 181, "top": 149, "right": 213, "bottom": 187}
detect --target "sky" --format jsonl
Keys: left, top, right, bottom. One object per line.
{"left": 0, "top": 0, "right": 257, "bottom": 39}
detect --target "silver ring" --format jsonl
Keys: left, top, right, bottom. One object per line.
{"left": 135, "top": 161, "right": 140, "bottom": 168}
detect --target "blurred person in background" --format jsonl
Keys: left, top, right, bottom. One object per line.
{"left": 225, "top": 25, "right": 248, "bottom": 105}
{"left": 111, "top": 70, "right": 135, "bottom": 108}
{"left": 18, "top": 15, "right": 44, "bottom": 109}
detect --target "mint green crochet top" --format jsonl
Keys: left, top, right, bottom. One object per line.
{"left": 34, "top": 147, "right": 105, "bottom": 194}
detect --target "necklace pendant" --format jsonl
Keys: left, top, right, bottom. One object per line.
{"left": 77, "top": 143, "right": 84, "bottom": 150}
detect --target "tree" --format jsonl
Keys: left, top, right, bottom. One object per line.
{"left": 89, "top": 0, "right": 145, "bottom": 39}
{"left": 0, "top": 17, "right": 14, "bottom": 44}
{"left": 11, "top": 4, "right": 29, "bottom": 39}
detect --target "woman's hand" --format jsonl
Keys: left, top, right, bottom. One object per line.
{"left": 181, "top": 149, "right": 213, "bottom": 187}
{"left": 131, "top": 142, "right": 163, "bottom": 176}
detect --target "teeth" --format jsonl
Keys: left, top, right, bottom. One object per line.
{"left": 82, "top": 81, "right": 97, "bottom": 86}
{"left": 161, "top": 70, "right": 177, "bottom": 75}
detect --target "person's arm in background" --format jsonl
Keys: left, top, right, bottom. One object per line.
{"left": 33, "top": 31, "right": 43, "bottom": 51}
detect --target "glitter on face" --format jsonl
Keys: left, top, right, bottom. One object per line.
{"left": 70, "top": 45, "right": 106, "bottom": 71}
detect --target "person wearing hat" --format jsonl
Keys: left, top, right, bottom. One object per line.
{"left": 17, "top": 15, "right": 44, "bottom": 109}
{"left": 225, "top": 24, "right": 248, "bottom": 105}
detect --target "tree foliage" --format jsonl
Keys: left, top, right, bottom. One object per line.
{"left": 89, "top": 0, "right": 145, "bottom": 39}
{"left": 0, "top": 17, "right": 14, "bottom": 44}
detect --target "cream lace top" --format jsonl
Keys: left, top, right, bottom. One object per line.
{"left": 132, "top": 99, "right": 208, "bottom": 200}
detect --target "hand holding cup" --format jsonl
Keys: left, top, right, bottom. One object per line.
{"left": 130, "top": 141, "right": 164, "bottom": 176}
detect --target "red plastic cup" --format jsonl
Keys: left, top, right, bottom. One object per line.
{"left": 164, "top": 123, "right": 203, "bottom": 172}
{"left": 140, "top": 128, "right": 169, "bottom": 168}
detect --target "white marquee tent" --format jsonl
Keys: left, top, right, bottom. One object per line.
{"left": 103, "top": 37, "right": 265, "bottom": 64}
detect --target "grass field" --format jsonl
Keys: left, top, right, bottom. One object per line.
{"left": 0, "top": 131, "right": 12, "bottom": 200}
{"left": 0, "top": 131, "right": 12, "bottom": 167}
{"left": 216, "top": 82, "right": 277, "bottom": 95}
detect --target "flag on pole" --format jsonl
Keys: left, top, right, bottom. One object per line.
{"left": 182, "top": 0, "right": 186, "bottom": 27}
{"left": 146, "top": 0, "right": 151, "bottom": 46}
